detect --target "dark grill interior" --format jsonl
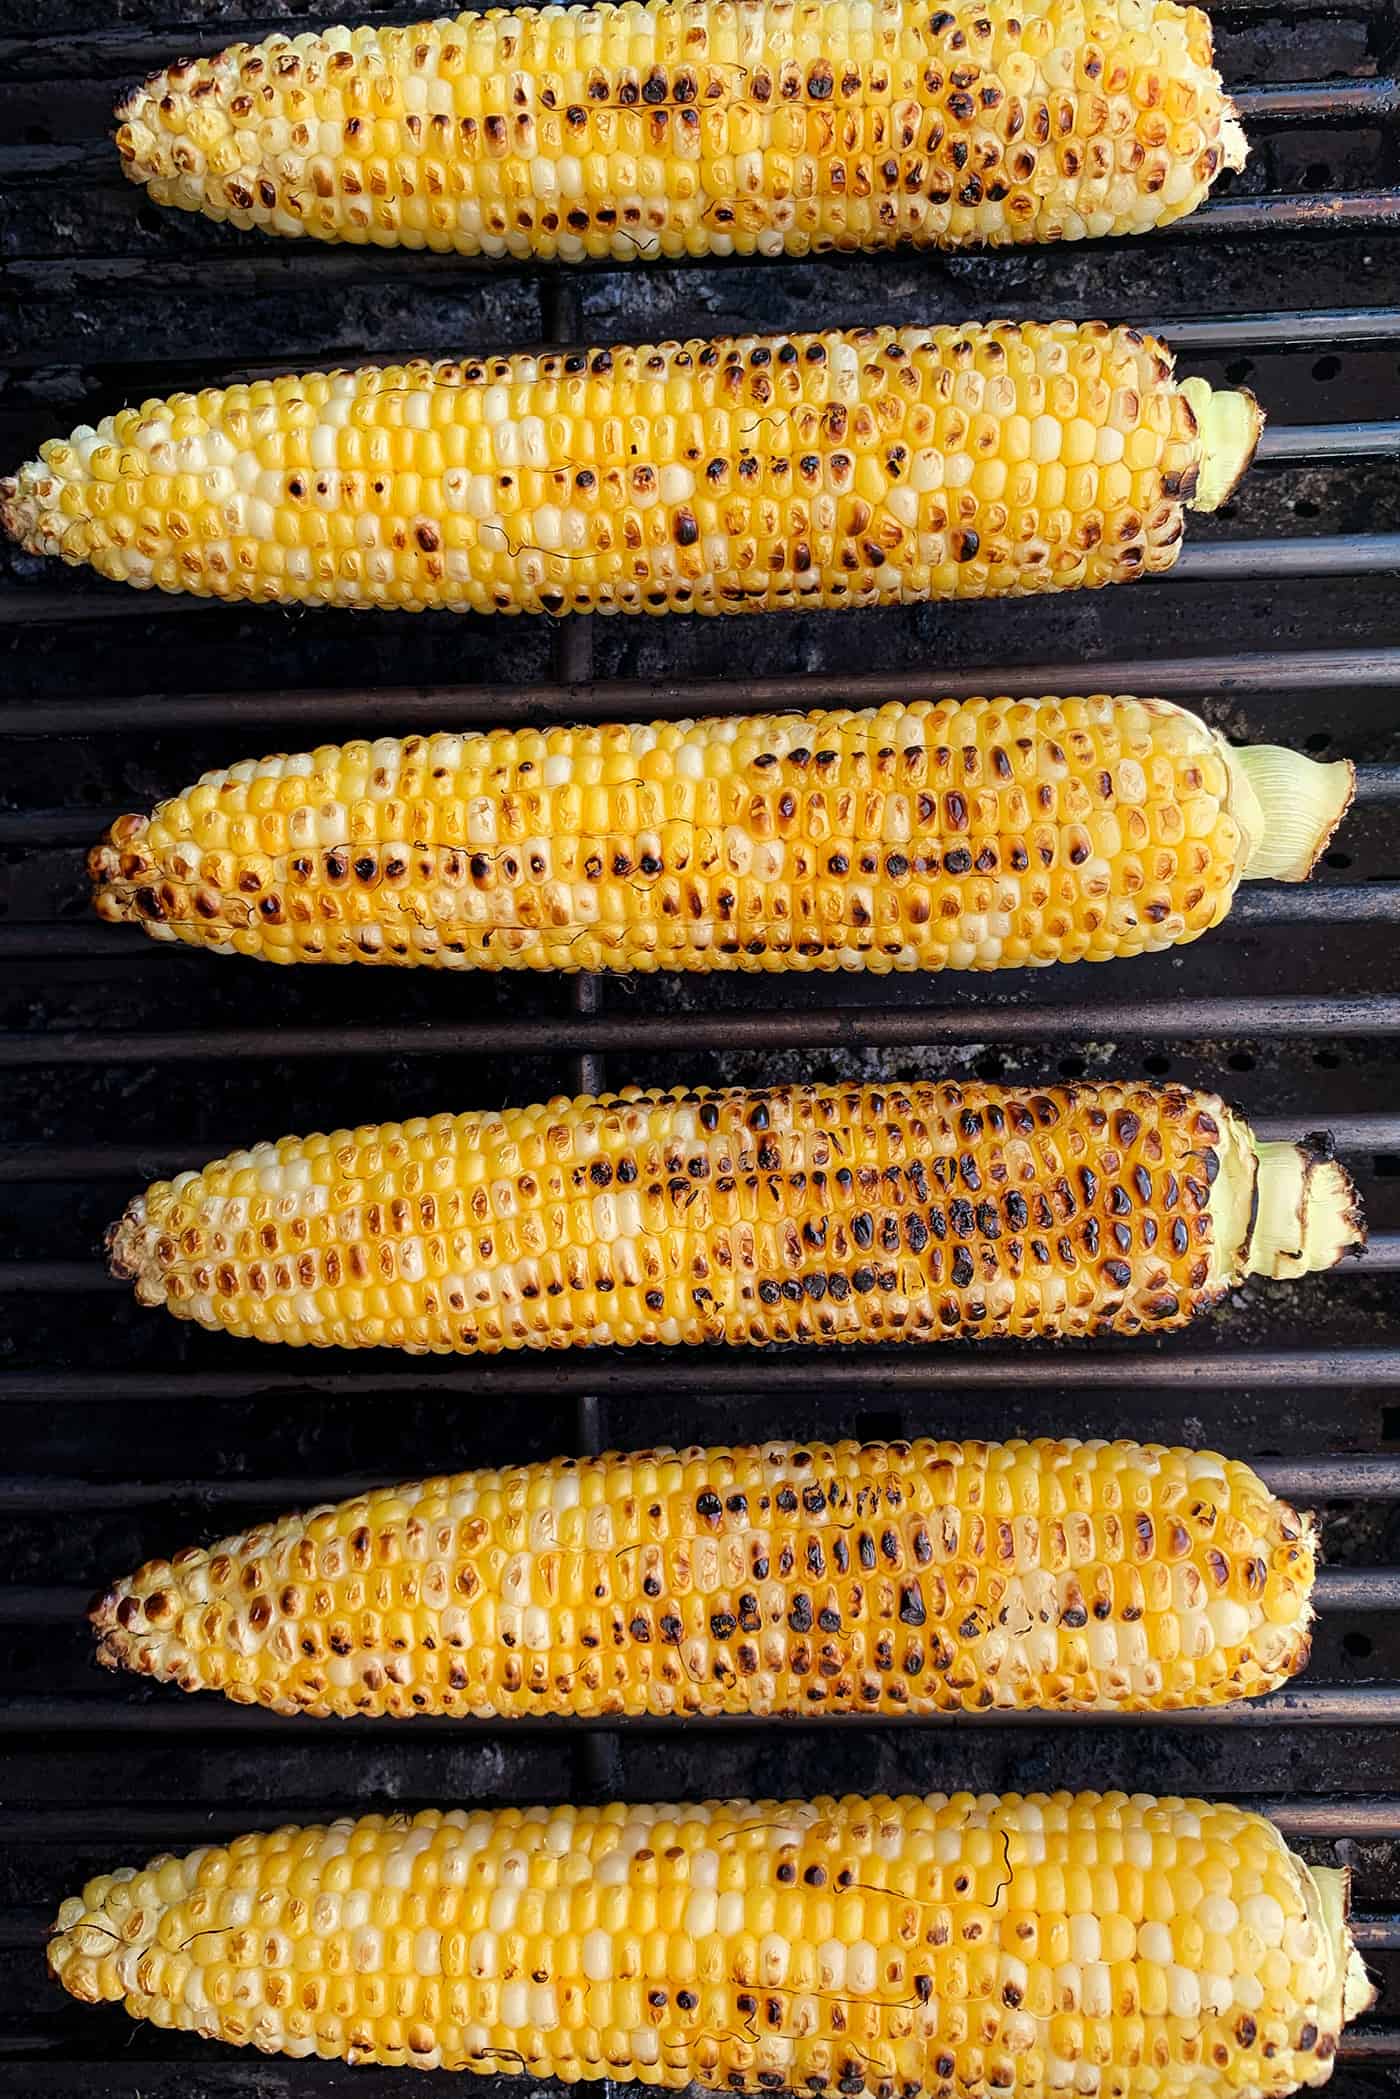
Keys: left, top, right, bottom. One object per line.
{"left": 4, "top": 0, "right": 1400, "bottom": 2091}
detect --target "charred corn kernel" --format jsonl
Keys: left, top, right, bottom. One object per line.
{"left": 105, "top": 1080, "right": 1364, "bottom": 1354}
{"left": 47, "top": 1791, "right": 1372, "bottom": 2084}
{"left": 91, "top": 1438, "right": 1317, "bottom": 1718}
{"left": 2, "top": 322, "right": 1260, "bottom": 614}
{"left": 87, "top": 697, "right": 1349, "bottom": 974}
{"left": 114, "top": 0, "right": 1246, "bottom": 260}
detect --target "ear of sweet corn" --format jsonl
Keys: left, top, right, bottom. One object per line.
{"left": 1, "top": 322, "right": 1260, "bottom": 615}
{"left": 86, "top": 697, "right": 1350, "bottom": 974}
{"left": 114, "top": 0, "right": 1246, "bottom": 261}
{"left": 104, "top": 1080, "right": 1364, "bottom": 1355}
{"left": 90, "top": 1437, "right": 1317, "bottom": 1718}
{"left": 47, "top": 1791, "right": 1372, "bottom": 2085}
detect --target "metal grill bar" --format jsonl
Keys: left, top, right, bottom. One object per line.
{"left": 0, "top": 1454, "right": 1391, "bottom": 1516}
{"left": 0, "top": 311, "right": 1393, "bottom": 402}
{"left": 1255, "top": 422, "right": 1400, "bottom": 463}
{"left": 4, "top": 535, "right": 1399, "bottom": 628}
{"left": 10, "top": 1114, "right": 1397, "bottom": 1182}
{"left": 3, "top": 995, "right": 1398, "bottom": 1067}
{"left": 4, "top": 1351, "right": 1400, "bottom": 1406}
{"left": 1232, "top": 78, "right": 1400, "bottom": 124}
{"left": 3, "top": 1685, "right": 1397, "bottom": 1731}
{"left": 6, "top": 883, "right": 1396, "bottom": 960}
{"left": 5, "top": 1238, "right": 1394, "bottom": 1296}
{"left": 3, "top": 2051, "right": 1397, "bottom": 2089}
{"left": 4, "top": 80, "right": 1391, "bottom": 188}
{"left": 2, "top": 191, "right": 1398, "bottom": 306}
{"left": 26, "top": 1906, "right": 1400, "bottom": 1951}
{"left": 5, "top": 645, "right": 1396, "bottom": 738}
{"left": 5, "top": 1566, "right": 1393, "bottom": 1624}
{"left": 1173, "top": 535, "right": 1400, "bottom": 579}
{"left": 1225, "top": 889, "right": 1400, "bottom": 925}
{"left": 4, "top": 1795, "right": 1397, "bottom": 1842}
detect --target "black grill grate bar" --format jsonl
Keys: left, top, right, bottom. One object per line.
{"left": 5, "top": 537, "right": 1399, "bottom": 630}
{"left": 5, "top": 78, "right": 1391, "bottom": 187}
{"left": 5, "top": 644, "right": 1398, "bottom": 739}
{"left": 4, "top": 191, "right": 1399, "bottom": 298}
{"left": 0, "top": 1454, "right": 1392, "bottom": 1516}
{"left": 1173, "top": 535, "right": 1400, "bottom": 579}
{"left": 2, "top": 2042, "right": 1397, "bottom": 2084}
{"left": 3, "top": 1353, "right": 1400, "bottom": 1409}
{"left": 2, "top": 1684, "right": 1396, "bottom": 1732}
{"left": 6, "top": 1566, "right": 1394, "bottom": 1625}
{"left": 0, "top": 1908, "right": 1361, "bottom": 1946}
{"left": 0, "top": 311, "right": 1392, "bottom": 399}
{"left": 3, "top": 995, "right": 1399, "bottom": 1068}
{"left": 1219, "top": 887, "right": 1400, "bottom": 924}
{"left": 5, "top": 1243, "right": 1395, "bottom": 1301}
{"left": 19, "top": 1904, "right": 1395, "bottom": 1950}
{"left": 7, "top": 762, "right": 1400, "bottom": 847}
{"left": 1255, "top": 421, "right": 1400, "bottom": 463}
{"left": 3, "top": 1794, "right": 1397, "bottom": 1843}
{"left": 6, "top": 883, "right": 1396, "bottom": 958}
{"left": 9, "top": 885, "right": 1398, "bottom": 959}
{"left": 1232, "top": 77, "right": 1400, "bottom": 123}
{"left": 10, "top": 1114, "right": 1397, "bottom": 1182}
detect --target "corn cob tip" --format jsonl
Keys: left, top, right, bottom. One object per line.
{"left": 1233, "top": 745, "right": 1355, "bottom": 882}
{"left": 105, "top": 1197, "right": 170, "bottom": 1305}
{"left": 1246, "top": 1138, "right": 1366, "bottom": 1280}
{"left": 88, "top": 816, "right": 185, "bottom": 943}
{"left": 1180, "top": 376, "right": 1265, "bottom": 511}
{"left": 0, "top": 470, "right": 40, "bottom": 551}
{"left": 1311, "top": 1864, "right": 1379, "bottom": 2034}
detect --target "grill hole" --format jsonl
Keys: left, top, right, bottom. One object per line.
{"left": 1326, "top": 850, "right": 1353, "bottom": 869}
{"left": 1057, "top": 1054, "right": 1087, "bottom": 1078}
{"left": 1344, "top": 1631, "right": 1374, "bottom": 1658}
{"left": 1143, "top": 1053, "right": 1172, "bottom": 1076}
{"left": 1385, "top": 1406, "right": 1400, "bottom": 1441}
{"left": 1295, "top": 499, "right": 1321, "bottom": 520}
{"left": 1227, "top": 1051, "right": 1255, "bottom": 1072}
{"left": 1305, "top": 729, "right": 1331, "bottom": 750}
{"left": 1312, "top": 355, "right": 1342, "bottom": 382}
{"left": 1374, "top": 1155, "right": 1400, "bottom": 1177}
{"left": 1314, "top": 1049, "right": 1343, "bottom": 1068}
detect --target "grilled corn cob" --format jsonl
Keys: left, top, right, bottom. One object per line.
{"left": 48, "top": 1790, "right": 1373, "bottom": 2085}
{"left": 91, "top": 1438, "right": 1317, "bottom": 1718}
{"left": 115, "top": 0, "right": 1246, "bottom": 261}
{"left": 106, "top": 1081, "right": 1363, "bottom": 1353}
{"left": 1, "top": 321, "right": 1260, "bottom": 615}
{"left": 87, "top": 698, "right": 1349, "bottom": 973}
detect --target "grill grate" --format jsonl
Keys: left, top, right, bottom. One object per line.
{"left": 4, "top": 0, "right": 1400, "bottom": 2090}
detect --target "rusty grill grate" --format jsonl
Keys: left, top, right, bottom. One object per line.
{"left": 4, "top": 0, "right": 1400, "bottom": 2091}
